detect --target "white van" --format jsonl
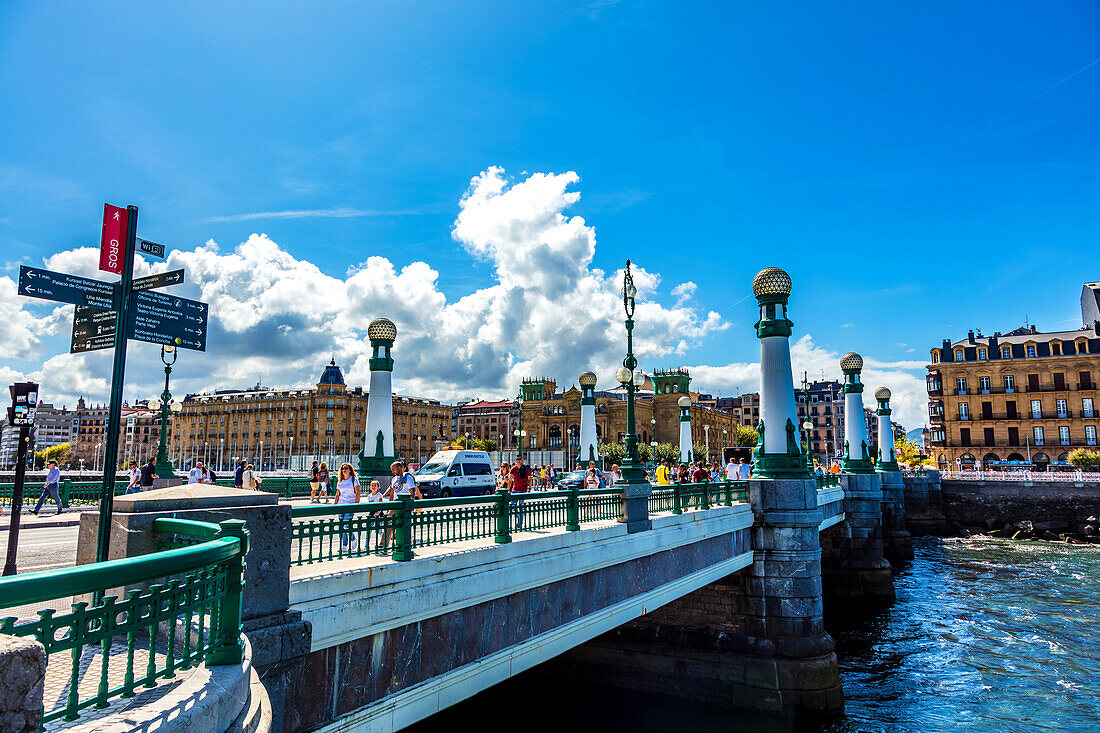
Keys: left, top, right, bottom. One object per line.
{"left": 413, "top": 450, "right": 497, "bottom": 498}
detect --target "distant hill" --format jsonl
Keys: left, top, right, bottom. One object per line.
{"left": 906, "top": 428, "right": 924, "bottom": 443}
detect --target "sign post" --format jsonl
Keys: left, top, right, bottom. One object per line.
{"left": 95, "top": 205, "right": 138, "bottom": 564}
{"left": 4, "top": 381, "right": 39, "bottom": 576}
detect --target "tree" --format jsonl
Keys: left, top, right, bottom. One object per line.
{"left": 734, "top": 425, "right": 759, "bottom": 447}
{"left": 654, "top": 443, "right": 680, "bottom": 464}
{"left": 1068, "top": 448, "right": 1100, "bottom": 470}
{"left": 34, "top": 442, "right": 70, "bottom": 469}
{"left": 692, "top": 442, "right": 708, "bottom": 463}
{"left": 894, "top": 436, "right": 930, "bottom": 467}
{"left": 475, "top": 437, "right": 497, "bottom": 452}
{"left": 598, "top": 442, "right": 625, "bottom": 468}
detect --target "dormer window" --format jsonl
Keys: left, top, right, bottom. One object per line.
{"left": 978, "top": 348, "right": 987, "bottom": 360}
{"left": 932, "top": 351, "right": 939, "bottom": 363}
{"left": 1027, "top": 345, "right": 1036, "bottom": 357}
{"left": 955, "top": 350, "right": 964, "bottom": 361}
{"left": 1002, "top": 347, "right": 1011, "bottom": 358}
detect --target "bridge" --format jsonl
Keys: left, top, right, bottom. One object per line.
{"left": 0, "top": 467, "right": 942, "bottom": 733}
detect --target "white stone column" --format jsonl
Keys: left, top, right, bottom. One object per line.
{"left": 677, "top": 396, "right": 692, "bottom": 463}
{"left": 360, "top": 318, "right": 397, "bottom": 475}
{"left": 578, "top": 371, "right": 599, "bottom": 464}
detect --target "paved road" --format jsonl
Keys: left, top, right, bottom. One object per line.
{"left": 0, "top": 524, "right": 79, "bottom": 574}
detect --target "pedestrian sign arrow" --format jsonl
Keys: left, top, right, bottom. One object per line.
{"left": 70, "top": 305, "right": 117, "bottom": 354}
{"left": 127, "top": 289, "right": 209, "bottom": 351}
{"left": 132, "top": 269, "right": 184, "bottom": 292}
{"left": 18, "top": 265, "right": 118, "bottom": 309}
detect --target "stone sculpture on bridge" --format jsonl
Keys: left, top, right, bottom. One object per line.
{"left": 677, "top": 395, "right": 693, "bottom": 463}
{"left": 577, "top": 370, "right": 599, "bottom": 464}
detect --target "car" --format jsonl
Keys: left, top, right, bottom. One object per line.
{"left": 556, "top": 469, "right": 589, "bottom": 490}
{"left": 413, "top": 450, "right": 497, "bottom": 498}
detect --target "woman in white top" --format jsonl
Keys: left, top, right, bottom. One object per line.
{"left": 241, "top": 464, "right": 263, "bottom": 490}
{"left": 335, "top": 462, "right": 361, "bottom": 551}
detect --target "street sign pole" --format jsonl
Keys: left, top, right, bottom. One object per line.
{"left": 96, "top": 204, "right": 138, "bottom": 564}
{"left": 2, "top": 425, "right": 30, "bottom": 576}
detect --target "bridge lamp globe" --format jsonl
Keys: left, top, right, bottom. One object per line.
{"left": 632, "top": 371, "right": 646, "bottom": 388}
{"left": 803, "top": 421, "right": 813, "bottom": 431}
{"left": 615, "top": 367, "right": 632, "bottom": 385}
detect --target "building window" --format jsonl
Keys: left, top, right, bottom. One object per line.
{"left": 1003, "top": 375, "right": 1015, "bottom": 393}
{"left": 1059, "top": 426, "right": 1070, "bottom": 446}
{"left": 1084, "top": 398, "right": 1095, "bottom": 418}
{"left": 978, "top": 348, "right": 987, "bottom": 360}
{"left": 1087, "top": 426, "right": 1097, "bottom": 446}
{"left": 1033, "top": 427, "right": 1044, "bottom": 446}
{"left": 1027, "top": 345, "right": 1036, "bottom": 357}
{"left": 955, "top": 377, "right": 967, "bottom": 394}
{"left": 1002, "top": 347, "right": 1011, "bottom": 358}
{"left": 932, "top": 352, "right": 939, "bottom": 363}
{"left": 958, "top": 403, "right": 969, "bottom": 420}
{"left": 1056, "top": 399, "right": 1068, "bottom": 419}
{"left": 1031, "top": 400, "right": 1042, "bottom": 419}
{"left": 955, "top": 350, "right": 963, "bottom": 361}
{"left": 979, "top": 376, "right": 991, "bottom": 393}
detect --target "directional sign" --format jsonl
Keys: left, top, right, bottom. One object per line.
{"left": 18, "top": 265, "right": 118, "bottom": 310}
{"left": 100, "top": 204, "right": 129, "bottom": 274}
{"left": 127, "top": 289, "right": 208, "bottom": 351}
{"left": 71, "top": 305, "right": 117, "bottom": 353}
{"left": 133, "top": 269, "right": 184, "bottom": 292}
{"left": 137, "top": 239, "right": 165, "bottom": 259}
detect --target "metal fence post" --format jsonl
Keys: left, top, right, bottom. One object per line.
{"left": 700, "top": 482, "right": 711, "bottom": 511}
{"left": 672, "top": 483, "right": 682, "bottom": 514}
{"left": 60, "top": 479, "right": 72, "bottom": 509}
{"left": 494, "top": 489, "right": 512, "bottom": 544}
{"left": 724, "top": 480, "right": 733, "bottom": 506}
{"left": 392, "top": 495, "right": 415, "bottom": 561}
{"left": 285, "top": 476, "right": 292, "bottom": 498}
{"left": 566, "top": 487, "right": 580, "bottom": 531}
{"left": 207, "top": 519, "right": 247, "bottom": 666}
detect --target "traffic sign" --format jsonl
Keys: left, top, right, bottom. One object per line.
{"left": 127, "top": 289, "right": 208, "bottom": 351}
{"left": 7, "top": 382, "right": 39, "bottom": 426}
{"left": 71, "top": 305, "right": 117, "bottom": 353}
{"left": 137, "top": 238, "right": 165, "bottom": 259}
{"left": 133, "top": 269, "right": 184, "bottom": 292}
{"left": 100, "top": 204, "right": 129, "bottom": 274}
{"left": 18, "top": 265, "right": 117, "bottom": 309}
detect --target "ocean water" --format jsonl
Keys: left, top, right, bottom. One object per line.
{"left": 410, "top": 538, "right": 1100, "bottom": 732}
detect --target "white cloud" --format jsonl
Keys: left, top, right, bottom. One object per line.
{"left": 1, "top": 166, "right": 928, "bottom": 432}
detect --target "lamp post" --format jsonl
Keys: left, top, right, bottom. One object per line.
{"left": 704, "top": 424, "right": 710, "bottom": 461}
{"left": 148, "top": 346, "right": 182, "bottom": 479}
{"left": 801, "top": 371, "right": 813, "bottom": 469}
{"left": 516, "top": 389, "right": 524, "bottom": 460}
{"left": 219, "top": 439, "right": 224, "bottom": 472}
{"left": 616, "top": 260, "right": 651, "bottom": 532}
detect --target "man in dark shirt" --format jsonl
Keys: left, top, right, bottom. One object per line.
{"left": 691, "top": 460, "right": 710, "bottom": 484}
{"left": 234, "top": 460, "right": 246, "bottom": 489}
{"left": 140, "top": 457, "right": 156, "bottom": 489}
{"left": 509, "top": 455, "right": 531, "bottom": 530}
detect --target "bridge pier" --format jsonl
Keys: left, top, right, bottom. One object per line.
{"left": 820, "top": 472, "right": 896, "bottom": 603}
{"left": 878, "top": 468, "right": 913, "bottom": 564}
{"left": 902, "top": 469, "right": 949, "bottom": 536}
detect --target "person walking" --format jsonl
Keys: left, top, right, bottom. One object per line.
{"left": 584, "top": 467, "right": 600, "bottom": 491}
{"left": 317, "top": 462, "right": 331, "bottom": 503}
{"left": 497, "top": 462, "right": 511, "bottom": 491}
{"left": 692, "top": 460, "right": 710, "bottom": 484}
{"left": 586, "top": 460, "right": 605, "bottom": 488}
{"left": 234, "top": 460, "right": 246, "bottom": 489}
{"left": 188, "top": 461, "right": 209, "bottom": 484}
{"left": 509, "top": 455, "right": 531, "bottom": 530}
{"left": 547, "top": 462, "right": 557, "bottom": 488}
{"left": 737, "top": 458, "right": 751, "bottom": 481}
{"left": 242, "top": 463, "right": 263, "bottom": 490}
{"left": 125, "top": 460, "right": 141, "bottom": 494}
{"left": 608, "top": 464, "right": 622, "bottom": 487}
{"left": 334, "top": 462, "right": 361, "bottom": 552}
{"left": 140, "top": 456, "right": 156, "bottom": 490}
{"left": 309, "top": 460, "right": 322, "bottom": 502}
{"left": 725, "top": 456, "right": 738, "bottom": 481}
{"left": 655, "top": 460, "right": 670, "bottom": 486}
{"left": 32, "top": 459, "right": 62, "bottom": 515}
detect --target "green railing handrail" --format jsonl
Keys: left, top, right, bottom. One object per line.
{"left": 0, "top": 518, "right": 241, "bottom": 608}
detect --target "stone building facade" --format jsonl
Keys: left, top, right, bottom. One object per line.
{"left": 177, "top": 359, "right": 454, "bottom": 471}
{"left": 926, "top": 316, "right": 1100, "bottom": 470}
{"left": 515, "top": 369, "right": 739, "bottom": 463}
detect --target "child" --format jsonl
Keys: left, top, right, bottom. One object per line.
{"left": 584, "top": 468, "right": 600, "bottom": 491}
{"left": 366, "top": 479, "right": 385, "bottom": 549}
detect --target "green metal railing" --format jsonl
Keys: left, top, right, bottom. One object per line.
{"left": 815, "top": 474, "right": 841, "bottom": 489}
{"left": 0, "top": 517, "right": 248, "bottom": 727}
{"left": 0, "top": 480, "right": 130, "bottom": 510}
{"left": 290, "top": 483, "right": 746, "bottom": 566}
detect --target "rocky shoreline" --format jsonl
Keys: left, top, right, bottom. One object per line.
{"left": 950, "top": 516, "right": 1100, "bottom": 545}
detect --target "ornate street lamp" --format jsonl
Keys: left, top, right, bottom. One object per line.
{"left": 801, "top": 371, "right": 813, "bottom": 470}
{"left": 150, "top": 345, "right": 183, "bottom": 479}
{"left": 616, "top": 260, "right": 651, "bottom": 532}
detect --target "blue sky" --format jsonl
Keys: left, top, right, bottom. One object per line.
{"left": 1, "top": 2, "right": 1098, "bottom": 429}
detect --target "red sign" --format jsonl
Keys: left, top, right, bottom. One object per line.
{"left": 99, "top": 204, "right": 128, "bottom": 274}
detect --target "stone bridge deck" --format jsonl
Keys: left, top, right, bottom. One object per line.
{"left": 282, "top": 488, "right": 847, "bottom": 732}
